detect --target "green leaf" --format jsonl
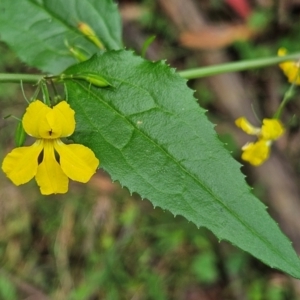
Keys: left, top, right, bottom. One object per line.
{"left": 0, "top": 0, "right": 122, "bottom": 73}
{"left": 64, "top": 50, "right": 300, "bottom": 278}
{"left": 0, "top": 274, "right": 17, "bottom": 300}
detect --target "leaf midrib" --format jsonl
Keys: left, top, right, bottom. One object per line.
{"left": 30, "top": 0, "right": 118, "bottom": 49}
{"left": 29, "top": 0, "right": 80, "bottom": 34}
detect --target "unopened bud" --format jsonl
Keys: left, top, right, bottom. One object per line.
{"left": 69, "top": 46, "right": 88, "bottom": 62}
{"left": 78, "top": 22, "right": 105, "bottom": 49}
{"left": 58, "top": 72, "right": 112, "bottom": 88}
{"left": 73, "top": 73, "right": 111, "bottom": 87}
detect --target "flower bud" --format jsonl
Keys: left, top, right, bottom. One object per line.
{"left": 58, "top": 73, "right": 112, "bottom": 87}
{"left": 78, "top": 22, "right": 105, "bottom": 49}
{"left": 71, "top": 72, "right": 111, "bottom": 87}
{"left": 68, "top": 46, "right": 88, "bottom": 62}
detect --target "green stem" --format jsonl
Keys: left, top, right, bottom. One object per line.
{"left": 41, "top": 81, "right": 51, "bottom": 106}
{"left": 0, "top": 73, "right": 44, "bottom": 83}
{"left": 0, "top": 52, "right": 300, "bottom": 83}
{"left": 273, "top": 83, "right": 296, "bottom": 119}
{"left": 178, "top": 52, "right": 300, "bottom": 79}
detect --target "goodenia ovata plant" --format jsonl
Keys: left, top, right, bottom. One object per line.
{"left": 1, "top": 0, "right": 300, "bottom": 278}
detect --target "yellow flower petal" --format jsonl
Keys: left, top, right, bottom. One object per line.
{"left": 1, "top": 140, "right": 43, "bottom": 185}
{"left": 260, "top": 118, "right": 284, "bottom": 140}
{"left": 280, "top": 63, "right": 300, "bottom": 84}
{"left": 54, "top": 140, "right": 99, "bottom": 183}
{"left": 35, "top": 140, "right": 68, "bottom": 195}
{"left": 38, "top": 108, "right": 63, "bottom": 139}
{"left": 235, "top": 117, "right": 260, "bottom": 135}
{"left": 52, "top": 101, "right": 75, "bottom": 137}
{"left": 241, "top": 140, "right": 270, "bottom": 166}
{"left": 278, "top": 48, "right": 291, "bottom": 72}
{"left": 22, "top": 100, "right": 75, "bottom": 139}
{"left": 22, "top": 100, "right": 51, "bottom": 137}
{"left": 38, "top": 101, "right": 75, "bottom": 139}
{"left": 278, "top": 48, "right": 300, "bottom": 85}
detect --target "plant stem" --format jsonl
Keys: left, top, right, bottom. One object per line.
{"left": 0, "top": 52, "right": 300, "bottom": 83}
{"left": 274, "top": 83, "right": 296, "bottom": 119}
{"left": 178, "top": 52, "right": 300, "bottom": 79}
{"left": 0, "top": 74, "right": 44, "bottom": 83}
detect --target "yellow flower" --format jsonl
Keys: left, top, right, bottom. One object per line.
{"left": 2, "top": 100, "right": 99, "bottom": 195}
{"left": 235, "top": 117, "right": 284, "bottom": 166}
{"left": 278, "top": 48, "right": 300, "bottom": 85}
{"left": 241, "top": 140, "right": 271, "bottom": 166}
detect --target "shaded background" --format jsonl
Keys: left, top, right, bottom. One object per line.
{"left": 1, "top": 0, "right": 300, "bottom": 299}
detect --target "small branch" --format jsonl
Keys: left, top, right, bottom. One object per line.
{"left": 178, "top": 52, "right": 300, "bottom": 79}
{"left": 0, "top": 73, "right": 44, "bottom": 83}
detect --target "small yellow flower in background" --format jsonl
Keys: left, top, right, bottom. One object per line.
{"left": 278, "top": 48, "right": 300, "bottom": 85}
{"left": 2, "top": 100, "right": 99, "bottom": 195}
{"left": 235, "top": 117, "right": 260, "bottom": 135}
{"left": 235, "top": 117, "right": 285, "bottom": 166}
{"left": 241, "top": 140, "right": 271, "bottom": 167}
